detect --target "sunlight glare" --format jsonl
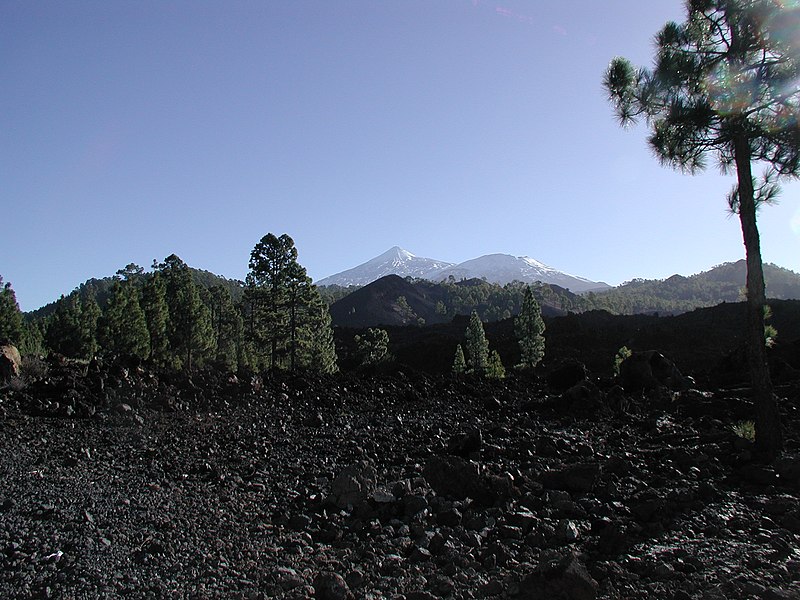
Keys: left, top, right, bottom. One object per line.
{"left": 792, "top": 207, "right": 800, "bottom": 237}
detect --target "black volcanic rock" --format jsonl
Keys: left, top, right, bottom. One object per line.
{"left": 3, "top": 320, "right": 800, "bottom": 598}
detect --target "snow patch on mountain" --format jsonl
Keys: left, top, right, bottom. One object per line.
{"left": 316, "top": 246, "right": 454, "bottom": 287}
{"left": 432, "top": 253, "right": 609, "bottom": 292}
{"left": 318, "top": 248, "right": 610, "bottom": 293}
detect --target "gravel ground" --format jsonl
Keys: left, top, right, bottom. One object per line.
{"left": 2, "top": 366, "right": 800, "bottom": 599}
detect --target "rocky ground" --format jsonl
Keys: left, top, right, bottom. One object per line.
{"left": 2, "top": 359, "right": 800, "bottom": 599}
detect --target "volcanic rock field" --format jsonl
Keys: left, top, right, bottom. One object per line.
{"left": 2, "top": 359, "right": 800, "bottom": 599}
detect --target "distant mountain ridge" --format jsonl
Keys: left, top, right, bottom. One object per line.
{"left": 590, "top": 260, "right": 800, "bottom": 314}
{"left": 317, "top": 247, "right": 452, "bottom": 288}
{"left": 318, "top": 247, "right": 610, "bottom": 293}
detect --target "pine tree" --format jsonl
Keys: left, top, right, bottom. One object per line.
{"left": 0, "top": 276, "right": 24, "bottom": 346}
{"left": 20, "top": 320, "right": 46, "bottom": 357}
{"left": 301, "top": 293, "right": 338, "bottom": 373}
{"left": 245, "top": 233, "right": 334, "bottom": 372}
{"left": 515, "top": 287, "right": 546, "bottom": 370}
{"left": 80, "top": 291, "right": 101, "bottom": 358}
{"left": 45, "top": 295, "right": 84, "bottom": 358}
{"left": 452, "top": 344, "right": 467, "bottom": 375}
{"left": 208, "top": 284, "right": 244, "bottom": 371}
{"left": 245, "top": 233, "right": 296, "bottom": 370}
{"left": 99, "top": 280, "right": 150, "bottom": 359}
{"left": 141, "top": 272, "right": 170, "bottom": 365}
{"left": 604, "top": 0, "right": 799, "bottom": 458}
{"left": 355, "top": 328, "right": 390, "bottom": 366}
{"left": 486, "top": 350, "right": 506, "bottom": 379}
{"left": 464, "top": 310, "right": 489, "bottom": 375}
{"left": 157, "top": 254, "right": 214, "bottom": 371}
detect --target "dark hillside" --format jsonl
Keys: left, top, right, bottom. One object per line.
{"left": 329, "top": 275, "right": 571, "bottom": 328}
{"left": 335, "top": 300, "right": 800, "bottom": 380}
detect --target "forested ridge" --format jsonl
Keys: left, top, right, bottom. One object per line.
{"left": 3, "top": 256, "right": 799, "bottom": 370}
{"left": 1, "top": 234, "right": 337, "bottom": 373}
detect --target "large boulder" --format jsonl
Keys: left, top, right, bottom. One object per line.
{"left": 547, "top": 360, "right": 588, "bottom": 392}
{"left": 0, "top": 345, "right": 22, "bottom": 382}
{"left": 618, "top": 351, "right": 690, "bottom": 392}
{"left": 329, "top": 462, "right": 377, "bottom": 509}
{"left": 423, "top": 455, "right": 495, "bottom": 506}
{"left": 518, "top": 553, "right": 598, "bottom": 600}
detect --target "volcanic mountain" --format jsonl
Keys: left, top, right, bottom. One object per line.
{"left": 432, "top": 253, "right": 610, "bottom": 293}
{"left": 318, "top": 247, "right": 609, "bottom": 293}
{"left": 316, "top": 247, "right": 453, "bottom": 287}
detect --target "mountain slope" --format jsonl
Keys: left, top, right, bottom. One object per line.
{"left": 318, "top": 248, "right": 609, "bottom": 293}
{"left": 316, "top": 247, "right": 453, "bottom": 287}
{"left": 433, "top": 254, "right": 610, "bottom": 293}
{"left": 329, "top": 275, "right": 574, "bottom": 328}
{"left": 590, "top": 260, "right": 800, "bottom": 314}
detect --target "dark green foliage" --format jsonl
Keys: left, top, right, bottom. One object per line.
{"left": 302, "top": 294, "right": 338, "bottom": 374}
{"left": 464, "top": 311, "right": 489, "bottom": 375}
{"left": 141, "top": 272, "right": 170, "bottom": 364}
{"left": 157, "top": 254, "right": 214, "bottom": 371}
{"left": 245, "top": 233, "right": 297, "bottom": 370}
{"left": 452, "top": 344, "right": 467, "bottom": 374}
{"left": 19, "top": 320, "right": 46, "bottom": 357}
{"left": 99, "top": 280, "right": 150, "bottom": 360}
{"left": 587, "top": 262, "right": 800, "bottom": 315}
{"left": 45, "top": 294, "right": 97, "bottom": 359}
{"left": 604, "top": 0, "right": 800, "bottom": 458}
{"left": 190, "top": 269, "right": 244, "bottom": 303}
{"left": 0, "top": 276, "right": 24, "bottom": 346}
{"left": 80, "top": 292, "right": 101, "bottom": 358}
{"left": 515, "top": 287, "right": 546, "bottom": 369}
{"left": 318, "top": 284, "right": 360, "bottom": 305}
{"left": 354, "top": 328, "right": 390, "bottom": 366}
{"left": 245, "top": 233, "right": 337, "bottom": 373}
{"left": 207, "top": 285, "right": 244, "bottom": 371}
{"left": 486, "top": 349, "right": 506, "bottom": 379}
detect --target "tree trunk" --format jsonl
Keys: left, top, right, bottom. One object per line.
{"left": 733, "top": 133, "right": 783, "bottom": 459}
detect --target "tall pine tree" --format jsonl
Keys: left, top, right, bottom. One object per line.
{"left": 99, "top": 279, "right": 150, "bottom": 360}
{"left": 141, "top": 272, "right": 170, "bottom": 365}
{"left": 157, "top": 255, "right": 213, "bottom": 371}
{"left": 515, "top": 287, "right": 546, "bottom": 370}
{"left": 208, "top": 284, "right": 244, "bottom": 371}
{"left": 0, "top": 276, "right": 24, "bottom": 346}
{"left": 605, "top": 0, "right": 800, "bottom": 458}
{"left": 245, "top": 233, "right": 336, "bottom": 373}
{"left": 464, "top": 310, "right": 489, "bottom": 376}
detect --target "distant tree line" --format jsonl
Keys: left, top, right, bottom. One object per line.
{"left": 0, "top": 233, "right": 338, "bottom": 374}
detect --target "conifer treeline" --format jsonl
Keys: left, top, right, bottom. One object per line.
{"left": 0, "top": 234, "right": 338, "bottom": 373}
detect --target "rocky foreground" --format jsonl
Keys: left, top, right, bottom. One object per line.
{"left": 2, "top": 361, "right": 800, "bottom": 599}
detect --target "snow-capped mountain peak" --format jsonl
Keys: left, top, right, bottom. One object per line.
{"left": 316, "top": 247, "right": 454, "bottom": 287}
{"left": 317, "top": 248, "right": 609, "bottom": 293}
{"left": 433, "top": 253, "right": 607, "bottom": 292}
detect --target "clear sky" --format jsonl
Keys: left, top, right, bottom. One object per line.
{"left": 2, "top": 0, "right": 798, "bottom": 311}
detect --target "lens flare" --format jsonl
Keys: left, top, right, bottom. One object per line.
{"left": 703, "top": 4, "right": 800, "bottom": 131}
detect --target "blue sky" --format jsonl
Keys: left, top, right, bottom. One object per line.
{"left": 2, "top": 0, "right": 798, "bottom": 311}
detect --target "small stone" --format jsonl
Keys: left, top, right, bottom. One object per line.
{"left": 556, "top": 520, "right": 580, "bottom": 544}
{"left": 372, "top": 488, "right": 396, "bottom": 503}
